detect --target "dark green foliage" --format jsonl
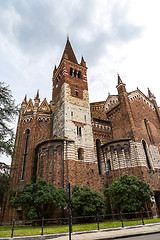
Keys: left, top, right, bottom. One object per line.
{"left": 103, "top": 186, "right": 112, "bottom": 215}
{"left": 0, "top": 162, "right": 11, "bottom": 205}
{"left": 104, "top": 174, "right": 154, "bottom": 213}
{"left": 10, "top": 178, "right": 68, "bottom": 219}
{"left": 0, "top": 82, "right": 18, "bottom": 156}
{"left": 71, "top": 185, "right": 105, "bottom": 216}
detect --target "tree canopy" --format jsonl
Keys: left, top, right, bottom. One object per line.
{"left": 0, "top": 81, "right": 18, "bottom": 156}
{"left": 0, "top": 162, "right": 11, "bottom": 205}
{"left": 71, "top": 185, "right": 105, "bottom": 216}
{"left": 104, "top": 174, "right": 154, "bottom": 213}
{"left": 10, "top": 178, "right": 68, "bottom": 219}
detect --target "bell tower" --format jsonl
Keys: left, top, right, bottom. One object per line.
{"left": 52, "top": 37, "right": 95, "bottom": 162}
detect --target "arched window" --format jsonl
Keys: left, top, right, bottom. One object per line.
{"left": 58, "top": 74, "right": 61, "bottom": 80}
{"left": 124, "top": 144, "right": 131, "bottom": 167}
{"left": 74, "top": 70, "right": 77, "bottom": 78}
{"left": 70, "top": 68, "right": 73, "bottom": 76}
{"left": 78, "top": 148, "right": 84, "bottom": 160}
{"left": 78, "top": 71, "right": 81, "bottom": 78}
{"left": 22, "top": 129, "right": 30, "bottom": 180}
{"left": 77, "top": 126, "right": 82, "bottom": 137}
{"left": 142, "top": 140, "right": 152, "bottom": 170}
{"left": 107, "top": 159, "right": 111, "bottom": 171}
{"left": 96, "top": 139, "right": 101, "bottom": 175}
{"left": 144, "top": 118, "right": 153, "bottom": 143}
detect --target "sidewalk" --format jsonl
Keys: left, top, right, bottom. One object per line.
{"left": 49, "top": 223, "right": 160, "bottom": 240}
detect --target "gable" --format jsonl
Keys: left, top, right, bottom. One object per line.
{"left": 104, "top": 95, "right": 119, "bottom": 111}
{"left": 38, "top": 98, "right": 50, "bottom": 113}
{"left": 24, "top": 99, "right": 34, "bottom": 114}
{"left": 128, "top": 89, "right": 155, "bottom": 110}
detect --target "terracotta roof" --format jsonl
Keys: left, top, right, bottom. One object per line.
{"left": 91, "top": 109, "right": 107, "bottom": 121}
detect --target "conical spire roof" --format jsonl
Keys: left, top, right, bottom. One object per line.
{"left": 80, "top": 55, "right": 86, "bottom": 67}
{"left": 61, "top": 37, "right": 78, "bottom": 64}
{"left": 117, "top": 74, "right": 123, "bottom": 85}
{"left": 53, "top": 65, "right": 57, "bottom": 75}
{"left": 23, "top": 94, "right": 27, "bottom": 103}
{"left": 148, "top": 88, "right": 155, "bottom": 99}
{"left": 35, "top": 90, "right": 40, "bottom": 100}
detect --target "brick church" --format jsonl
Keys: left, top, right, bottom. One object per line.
{"left": 2, "top": 38, "right": 160, "bottom": 221}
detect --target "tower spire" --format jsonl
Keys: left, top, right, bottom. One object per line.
{"left": 21, "top": 94, "right": 27, "bottom": 111}
{"left": 23, "top": 94, "right": 27, "bottom": 103}
{"left": 61, "top": 38, "right": 78, "bottom": 64}
{"left": 34, "top": 90, "right": 40, "bottom": 108}
{"left": 117, "top": 73, "right": 123, "bottom": 85}
{"left": 53, "top": 65, "right": 57, "bottom": 75}
{"left": 148, "top": 87, "right": 155, "bottom": 99}
{"left": 80, "top": 55, "right": 86, "bottom": 67}
{"left": 35, "top": 90, "right": 40, "bottom": 100}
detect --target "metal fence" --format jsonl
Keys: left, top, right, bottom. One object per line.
{"left": 0, "top": 210, "right": 159, "bottom": 238}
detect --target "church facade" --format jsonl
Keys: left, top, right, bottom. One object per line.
{"left": 1, "top": 38, "right": 160, "bottom": 221}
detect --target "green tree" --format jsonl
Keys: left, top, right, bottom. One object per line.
{"left": 104, "top": 174, "right": 154, "bottom": 213}
{"left": 10, "top": 178, "right": 68, "bottom": 219}
{"left": 0, "top": 162, "right": 11, "bottom": 205}
{"left": 71, "top": 186, "right": 105, "bottom": 216}
{"left": 0, "top": 81, "right": 18, "bottom": 156}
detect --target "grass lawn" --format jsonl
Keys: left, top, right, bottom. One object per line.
{"left": 0, "top": 218, "right": 160, "bottom": 238}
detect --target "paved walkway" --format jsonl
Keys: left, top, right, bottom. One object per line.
{"left": 49, "top": 223, "right": 160, "bottom": 240}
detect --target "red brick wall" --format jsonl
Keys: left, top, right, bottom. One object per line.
{"left": 36, "top": 139, "right": 105, "bottom": 194}
{"left": 52, "top": 60, "right": 88, "bottom": 101}
{"left": 36, "top": 140, "right": 64, "bottom": 188}
{"left": 106, "top": 166, "right": 160, "bottom": 192}
{"left": 129, "top": 97, "right": 160, "bottom": 145}
{"left": 11, "top": 114, "right": 51, "bottom": 188}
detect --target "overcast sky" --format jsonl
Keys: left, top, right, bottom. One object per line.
{"left": 1, "top": 0, "right": 160, "bottom": 164}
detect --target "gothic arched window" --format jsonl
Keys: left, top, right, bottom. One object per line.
{"left": 77, "top": 126, "right": 82, "bottom": 136}
{"left": 144, "top": 118, "right": 153, "bottom": 142}
{"left": 96, "top": 139, "right": 101, "bottom": 175}
{"left": 70, "top": 68, "right": 73, "bottom": 76}
{"left": 78, "top": 71, "right": 81, "bottom": 79}
{"left": 22, "top": 129, "right": 30, "bottom": 180}
{"left": 74, "top": 70, "right": 77, "bottom": 78}
{"left": 107, "top": 159, "right": 111, "bottom": 171}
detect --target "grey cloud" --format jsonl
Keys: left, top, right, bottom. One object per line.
{"left": 0, "top": 0, "right": 144, "bottom": 66}
{"left": 109, "top": 1, "right": 143, "bottom": 43}
{"left": 65, "top": 0, "right": 144, "bottom": 66}
{"left": 0, "top": 0, "right": 66, "bottom": 56}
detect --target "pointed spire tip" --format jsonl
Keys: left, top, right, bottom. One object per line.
{"left": 81, "top": 55, "right": 86, "bottom": 67}
{"left": 35, "top": 90, "right": 40, "bottom": 100}
{"left": 22, "top": 94, "right": 27, "bottom": 103}
{"left": 61, "top": 37, "right": 78, "bottom": 64}
{"left": 117, "top": 73, "right": 123, "bottom": 85}
{"left": 148, "top": 87, "right": 155, "bottom": 99}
